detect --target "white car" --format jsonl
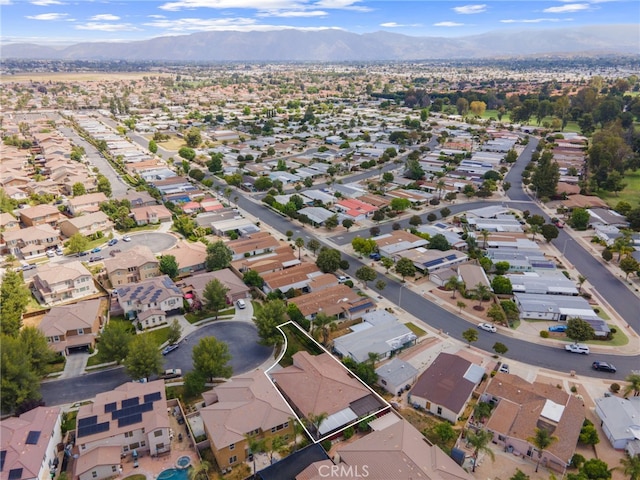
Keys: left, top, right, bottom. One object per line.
{"left": 122, "top": 235, "right": 131, "bottom": 242}
{"left": 236, "top": 299, "right": 246, "bottom": 309}
{"left": 161, "top": 368, "right": 182, "bottom": 379}
{"left": 565, "top": 343, "right": 590, "bottom": 354}
{"left": 478, "top": 322, "right": 497, "bottom": 333}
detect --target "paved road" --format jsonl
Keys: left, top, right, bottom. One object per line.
{"left": 41, "top": 321, "right": 272, "bottom": 406}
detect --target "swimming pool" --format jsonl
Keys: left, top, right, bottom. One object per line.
{"left": 157, "top": 468, "right": 189, "bottom": 480}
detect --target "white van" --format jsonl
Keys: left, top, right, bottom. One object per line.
{"left": 236, "top": 299, "right": 246, "bottom": 309}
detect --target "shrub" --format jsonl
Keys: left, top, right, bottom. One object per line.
{"left": 427, "top": 213, "right": 437, "bottom": 222}
{"left": 570, "top": 453, "right": 586, "bottom": 469}
{"left": 344, "top": 280, "right": 354, "bottom": 288}
{"left": 321, "top": 440, "right": 332, "bottom": 451}
{"left": 610, "top": 383, "right": 620, "bottom": 393}
{"left": 570, "top": 385, "right": 578, "bottom": 393}
{"left": 610, "top": 327, "right": 617, "bottom": 334}
{"left": 540, "top": 330, "right": 549, "bottom": 338}
{"left": 343, "top": 427, "right": 354, "bottom": 440}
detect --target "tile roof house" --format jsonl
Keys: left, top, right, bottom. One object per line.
{"left": 32, "top": 261, "right": 98, "bottom": 306}
{"left": 130, "top": 205, "right": 172, "bottom": 226}
{"left": 68, "top": 193, "right": 108, "bottom": 216}
{"left": 271, "top": 352, "right": 385, "bottom": 439}
{"left": 231, "top": 245, "right": 300, "bottom": 275}
{"left": 179, "top": 268, "right": 250, "bottom": 304}
{"left": 481, "top": 372, "right": 584, "bottom": 473}
{"left": 167, "top": 240, "right": 207, "bottom": 275}
{"left": 227, "top": 232, "right": 281, "bottom": 261}
{"left": 409, "top": 352, "right": 485, "bottom": 423}
{"left": 104, "top": 245, "right": 160, "bottom": 287}
{"left": 115, "top": 275, "right": 183, "bottom": 322}
{"left": 38, "top": 298, "right": 105, "bottom": 355}
{"left": 298, "top": 415, "right": 473, "bottom": 480}
{"left": 287, "top": 284, "right": 375, "bottom": 320}
{"left": 18, "top": 204, "right": 64, "bottom": 228}
{"left": 73, "top": 381, "right": 171, "bottom": 480}
{"left": 333, "top": 198, "right": 378, "bottom": 222}
{"left": 2, "top": 224, "right": 61, "bottom": 258}
{"left": 0, "top": 212, "right": 20, "bottom": 232}
{"left": 58, "top": 211, "right": 113, "bottom": 239}
{"left": 0, "top": 406, "right": 63, "bottom": 480}
{"left": 200, "top": 370, "right": 294, "bottom": 470}
{"left": 261, "top": 263, "right": 324, "bottom": 294}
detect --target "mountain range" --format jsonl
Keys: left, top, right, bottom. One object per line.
{"left": 2, "top": 25, "right": 637, "bottom": 61}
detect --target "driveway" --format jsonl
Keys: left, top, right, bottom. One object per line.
{"left": 58, "top": 352, "right": 89, "bottom": 379}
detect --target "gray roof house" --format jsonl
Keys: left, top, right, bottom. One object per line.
{"left": 375, "top": 358, "right": 419, "bottom": 396}
{"left": 506, "top": 271, "right": 579, "bottom": 296}
{"left": 595, "top": 396, "right": 640, "bottom": 450}
{"left": 332, "top": 310, "right": 417, "bottom": 364}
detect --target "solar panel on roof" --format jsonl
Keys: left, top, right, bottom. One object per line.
{"left": 118, "top": 413, "right": 143, "bottom": 428}
{"left": 122, "top": 397, "right": 139, "bottom": 408}
{"left": 78, "top": 416, "right": 97, "bottom": 427}
{"left": 104, "top": 402, "right": 117, "bottom": 413}
{"left": 446, "top": 254, "right": 457, "bottom": 261}
{"left": 25, "top": 431, "right": 41, "bottom": 445}
{"left": 144, "top": 392, "right": 161, "bottom": 403}
{"left": 424, "top": 258, "right": 444, "bottom": 268}
{"left": 8, "top": 468, "right": 22, "bottom": 480}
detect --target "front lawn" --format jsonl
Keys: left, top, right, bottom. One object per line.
{"left": 597, "top": 170, "right": 640, "bottom": 209}
{"left": 184, "top": 307, "right": 235, "bottom": 324}
{"left": 404, "top": 322, "right": 427, "bottom": 338}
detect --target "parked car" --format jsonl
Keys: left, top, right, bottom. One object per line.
{"left": 478, "top": 322, "right": 497, "bottom": 333}
{"left": 122, "top": 235, "right": 132, "bottom": 242}
{"left": 236, "top": 299, "right": 246, "bottom": 309}
{"left": 548, "top": 324, "right": 567, "bottom": 333}
{"left": 161, "top": 368, "right": 182, "bottom": 379}
{"left": 79, "top": 251, "right": 89, "bottom": 257}
{"left": 162, "top": 343, "right": 179, "bottom": 355}
{"left": 89, "top": 256, "right": 104, "bottom": 263}
{"left": 565, "top": 343, "right": 590, "bottom": 354}
{"left": 592, "top": 361, "right": 616, "bottom": 373}
{"left": 337, "top": 275, "right": 349, "bottom": 284}
{"left": 46, "top": 250, "right": 55, "bottom": 258}
{"left": 21, "top": 264, "right": 36, "bottom": 271}
{"left": 498, "top": 363, "right": 510, "bottom": 374}
{"left": 369, "top": 252, "right": 381, "bottom": 261}
{"left": 90, "top": 247, "right": 101, "bottom": 253}
{"left": 108, "top": 238, "right": 118, "bottom": 246}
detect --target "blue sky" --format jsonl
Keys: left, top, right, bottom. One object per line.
{"left": 1, "top": 0, "right": 637, "bottom": 45}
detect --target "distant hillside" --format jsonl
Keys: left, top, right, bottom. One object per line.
{"left": 2, "top": 25, "right": 638, "bottom": 61}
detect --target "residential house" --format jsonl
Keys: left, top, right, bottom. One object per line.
{"left": 3, "top": 224, "right": 61, "bottom": 258}
{"left": 333, "top": 198, "right": 378, "bottom": 222}
{"left": 255, "top": 444, "right": 330, "bottom": 480}
{"left": 588, "top": 208, "right": 630, "bottom": 228}
{"left": 131, "top": 205, "right": 172, "bottom": 226}
{"left": 595, "top": 396, "right": 640, "bottom": 451}
{"left": 122, "top": 190, "right": 157, "bottom": 208}
{"left": 261, "top": 263, "right": 323, "bottom": 294}
{"left": 180, "top": 268, "right": 250, "bottom": 305}
{"left": 375, "top": 358, "right": 419, "bottom": 396}
{"left": 288, "top": 284, "right": 375, "bottom": 320}
{"left": 59, "top": 211, "right": 113, "bottom": 239}
{"left": 0, "top": 407, "right": 63, "bottom": 480}
{"left": 200, "top": 370, "right": 294, "bottom": 470}
{"left": 271, "top": 352, "right": 385, "bottom": 439}
{"left": 227, "top": 232, "right": 280, "bottom": 261}
{"left": 19, "top": 204, "right": 63, "bottom": 227}
{"left": 0, "top": 212, "right": 20, "bottom": 232}
{"left": 68, "top": 193, "right": 108, "bottom": 216}
{"left": 32, "top": 261, "right": 98, "bottom": 306}
{"left": 481, "top": 372, "right": 584, "bottom": 473}
{"left": 333, "top": 310, "right": 417, "bottom": 364}
{"left": 168, "top": 240, "right": 207, "bottom": 276}
{"left": 398, "top": 248, "right": 468, "bottom": 274}
{"left": 38, "top": 299, "right": 105, "bottom": 355}
{"left": 408, "top": 352, "right": 485, "bottom": 423}
{"left": 231, "top": 245, "right": 300, "bottom": 275}
{"left": 115, "top": 275, "right": 183, "bottom": 321}
{"left": 104, "top": 246, "right": 160, "bottom": 287}
{"left": 418, "top": 224, "right": 468, "bottom": 250}
{"left": 373, "top": 230, "right": 428, "bottom": 258}
{"left": 429, "top": 268, "right": 458, "bottom": 287}
{"left": 457, "top": 264, "right": 491, "bottom": 291}
{"left": 297, "top": 415, "right": 473, "bottom": 480}
{"left": 73, "top": 381, "right": 171, "bottom": 480}
{"left": 506, "top": 271, "right": 579, "bottom": 296}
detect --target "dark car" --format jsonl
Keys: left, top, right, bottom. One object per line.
{"left": 162, "top": 343, "right": 180, "bottom": 355}
{"left": 369, "top": 252, "right": 381, "bottom": 261}
{"left": 79, "top": 251, "right": 89, "bottom": 257}
{"left": 89, "top": 256, "right": 104, "bottom": 262}
{"left": 108, "top": 239, "right": 118, "bottom": 246}
{"left": 592, "top": 361, "right": 617, "bottom": 373}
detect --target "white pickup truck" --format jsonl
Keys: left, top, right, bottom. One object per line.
{"left": 565, "top": 343, "right": 590, "bottom": 354}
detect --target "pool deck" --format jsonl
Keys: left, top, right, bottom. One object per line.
{"left": 121, "top": 411, "right": 200, "bottom": 480}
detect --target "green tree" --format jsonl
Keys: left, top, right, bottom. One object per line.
{"left": 243, "top": 270, "right": 264, "bottom": 288}
{"left": 570, "top": 208, "right": 590, "bottom": 230}
{"left": 602, "top": 248, "right": 613, "bottom": 262}
{"left": 457, "top": 300, "right": 467, "bottom": 313}
{"left": 124, "top": 334, "right": 163, "bottom": 381}
{"left": 579, "top": 458, "right": 611, "bottom": 480}
{"left": 96, "top": 174, "right": 112, "bottom": 197}
{"left": 427, "top": 233, "right": 451, "bottom": 251}
{"left": 405, "top": 157, "right": 425, "bottom": 180}
{"left": 167, "top": 318, "right": 183, "bottom": 345}
{"left": 487, "top": 304, "right": 507, "bottom": 325}
{"left": 474, "top": 402, "right": 493, "bottom": 422}
{"left": 473, "top": 283, "right": 492, "bottom": 308}
{"left": 445, "top": 276, "right": 464, "bottom": 299}
{"left": 395, "top": 257, "right": 416, "bottom": 280}
{"left": 462, "top": 328, "right": 478, "bottom": 347}
{"left": 494, "top": 261, "right": 510, "bottom": 275}
{"left": 72, "top": 182, "right": 86, "bottom": 196}
{"left": 375, "top": 279, "right": 386, "bottom": 291}
{"left": 98, "top": 321, "right": 133, "bottom": 364}
{"left": 409, "top": 215, "right": 422, "bottom": 226}
{"left": 0, "top": 270, "right": 30, "bottom": 336}
{"left": 202, "top": 279, "right": 229, "bottom": 319}
{"left": 493, "top": 342, "right": 508, "bottom": 356}
{"left": 178, "top": 146, "right": 196, "bottom": 161}
{"left": 390, "top": 197, "right": 411, "bottom": 212}
{"left": 294, "top": 237, "right": 305, "bottom": 260}
{"left": 19, "top": 327, "right": 55, "bottom": 376}
{"left": 159, "top": 255, "right": 179, "bottom": 279}
{"left": 341, "top": 218, "right": 354, "bottom": 231}
{"left": 381, "top": 256, "right": 394, "bottom": 273}
{"left": 1, "top": 334, "right": 41, "bottom": 414}
{"left": 528, "top": 427, "right": 558, "bottom": 472}
{"left": 205, "top": 240, "right": 233, "bottom": 271}
{"left": 579, "top": 423, "right": 600, "bottom": 446}
{"left": 254, "top": 299, "right": 287, "bottom": 346}
{"left": 351, "top": 237, "right": 377, "bottom": 257}
{"left": 466, "top": 429, "right": 494, "bottom": 472}
{"left": 566, "top": 317, "right": 595, "bottom": 343}
{"left": 531, "top": 151, "right": 560, "bottom": 199}
{"left": 183, "top": 370, "right": 207, "bottom": 398}
{"left": 541, "top": 224, "right": 559, "bottom": 242}
{"left": 355, "top": 266, "right": 377, "bottom": 288}
{"left": 148, "top": 139, "right": 158, "bottom": 154}
{"left": 192, "top": 337, "right": 232, "bottom": 381}
{"left": 510, "top": 469, "right": 529, "bottom": 480}
{"left": 324, "top": 214, "right": 339, "bottom": 230}
{"left": 184, "top": 127, "right": 202, "bottom": 148}
{"left": 311, "top": 312, "right": 337, "bottom": 346}
{"left": 307, "top": 238, "right": 321, "bottom": 255}
{"left": 316, "top": 247, "right": 342, "bottom": 273}
{"left": 431, "top": 422, "right": 457, "bottom": 449}
{"left": 619, "top": 453, "right": 640, "bottom": 480}
{"left": 623, "top": 373, "right": 640, "bottom": 397}
{"left": 620, "top": 256, "right": 639, "bottom": 279}
{"left": 491, "top": 276, "right": 513, "bottom": 295}
{"left": 67, "top": 232, "right": 89, "bottom": 255}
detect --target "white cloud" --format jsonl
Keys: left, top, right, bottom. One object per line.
{"left": 453, "top": 4, "right": 487, "bottom": 14}
{"left": 31, "top": 0, "right": 65, "bottom": 5}
{"left": 159, "top": 0, "right": 298, "bottom": 11}
{"left": 89, "top": 14, "right": 120, "bottom": 21}
{"left": 543, "top": 3, "right": 590, "bottom": 13}
{"left": 0, "top": 0, "right": 13, "bottom": 5}
{"left": 75, "top": 22, "right": 141, "bottom": 32}
{"left": 501, "top": 18, "right": 573, "bottom": 23}
{"left": 433, "top": 21, "right": 464, "bottom": 27}
{"left": 147, "top": 14, "right": 167, "bottom": 19}
{"left": 258, "top": 9, "right": 328, "bottom": 17}
{"left": 144, "top": 16, "right": 341, "bottom": 32}
{"left": 380, "top": 22, "right": 421, "bottom": 28}
{"left": 25, "top": 12, "right": 69, "bottom": 20}
{"left": 314, "top": 0, "right": 371, "bottom": 11}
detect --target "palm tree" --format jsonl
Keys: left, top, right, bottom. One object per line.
{"left": 294, "top": 237, "right": 305, "bottom": 260}
{"left": 623, "top": 373, "right": 640, "bottom": 397}
{"left": 306, "top": 412, "right": 328, "bottom": 440}
{"left": 577, "top": 275, "right": 587, "bottom": 294}
{"left": 436, "top": 179, "right": 446, "bottom": 201}
{"left": 457, "top": 300, "right": 467, "bottom": 313}
{"left": 312, "top": 312, "right": 336, "bottom": 346}
{"left": 466, "top": 428, "right": 495, "bottom": 472}
{"left": 244, "top": 436, "right": 266, "bottom": 474}
{"left": 528, "top": 428, "right": 558, "bottom": 472}
{"left": 529, "top": 224, "right": 541, "bottom": 241}
{"left": 619, "top": 452, "right": 640, "bottom": 480}
{"left": 473, "top": 283, "right": 492, "bottom": 308}
{"left": 290, "top": 417, "right": 304, "bottom": 452}
{"left": 367, "top": 352, "right": 380, "bottom": 366}
{"left": 480, "top": 229, "right": 490, "bottom": 249}
{"left": 445, "top": 276, "right": 464, "bottom": 299}
{"left": 188, "top": 460, "right": 211, "bottom": 480}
